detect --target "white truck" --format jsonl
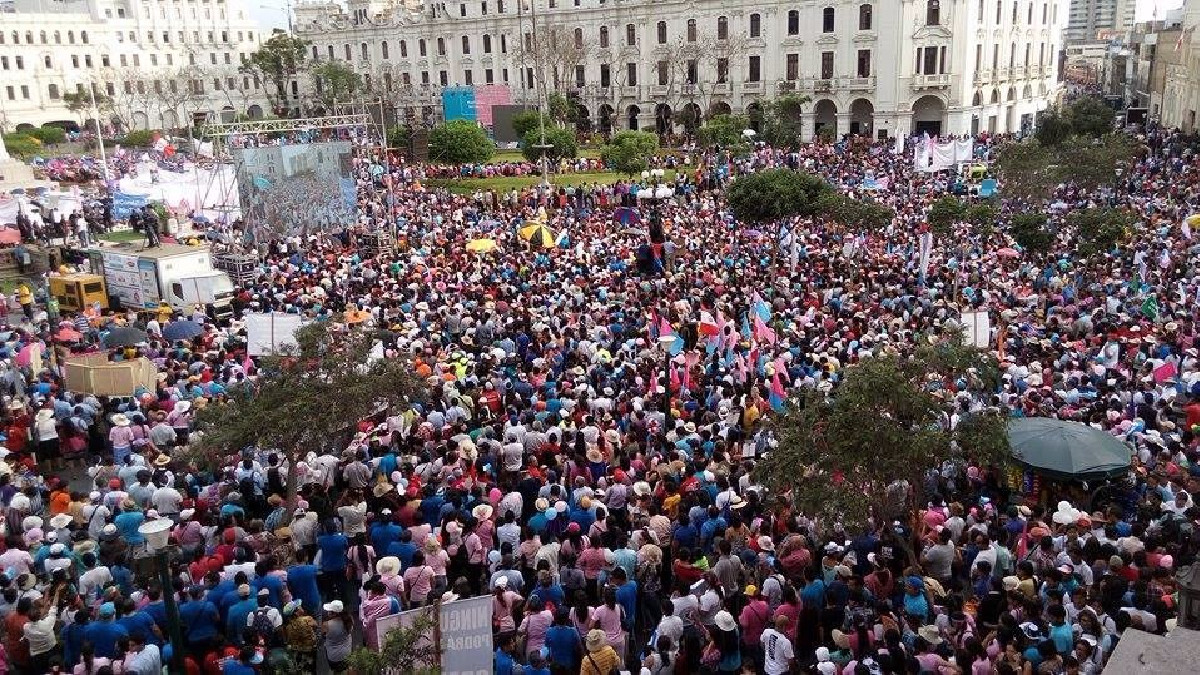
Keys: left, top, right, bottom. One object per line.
{"left": 86, "top": 244, "right": 236, "bottom": 320}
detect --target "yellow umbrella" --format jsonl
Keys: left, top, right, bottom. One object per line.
{"left": 519, "top": 223, "right": 556, "bottom": 248}
{"left": 345, "top": 309, "right": 370, "bottom": 324}
{"left": 1186, "top": 214, "right": 1200, "bottom": 226}
{"left": 466, "top": 238, "right": 498, "bottom": 252}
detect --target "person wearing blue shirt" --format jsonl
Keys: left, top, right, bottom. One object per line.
{"left": 1048, "top": 605, "right": 1074, "bottom": 654}
{"left": 177, "top": 586, "right": 221, "bottom": 653}
{"left": 370, "top": 516, "right": 402, "bottom": 556}
{"left": 800, "top": 570, "right": 827, "bottom": 610}
{"left": 385, "top": 530, "right": 418, "bottom": 570}
{"left": 117, "top": 599, "right": 163, "bottom": 646}
{"left": 60, "top": 608, "right": 91, "bottom": 670}
{"left": 611, "top": 568, "right": 638, "bottom": 633}
{"left": 143, "top": 592, "right": 168, "bottom": 633}
{"left": 699, "top": 507, "right": 728, "bottom": 554}
{"left": 226, "top": 586, "right": 259, "bottom": 645}
{"left": 254, "top": 563, "right": 286, "bottom": 609}
{"left": 532, "top": 572, "right": 565, "bottom": 611}
{"left": 419, "top": 490, "right": 444, "bottom": 525}
{"left": 494, "top": 634, "right": 518, "bottom": 675}
{"left": 110, "top": 562, "right": 134, "bottom": 596}
{"left": 206, "top": 576, "right": 237, "bottom": 612}
{"left": 672, "top": 521, "right": 699, "bottom": 550}
{"left": 222, "top": 647, "right": 260, "bottom": 675}
{"left": 544, "top": 611, "right": 582, "bottom": 672}
{"left": 287, "top": 553, "right": 323, "bottom": 618}
{"left": 83, "top": 603, "right": 130, "bottom": 659}
{"left": 113, "top": 505, "right": 146, "bottom": 546}
{"left": 316, "top": 524, "right": 350, "bottom": 575}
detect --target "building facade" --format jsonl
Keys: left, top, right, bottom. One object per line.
{"left": 1064, "top": 0, "right": 1134, "bottom": 44}
{"left": 0, "top": 0, "right": 267, "bottom": 133}
{"left": 292, "top": 0, "right": 1066, "bottom": 140}
{"left": 1161, "top": 1, "right": 1200, "bottom": 131}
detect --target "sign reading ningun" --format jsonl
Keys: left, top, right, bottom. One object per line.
{"left": 373, "top": 595, "right": 493, "bottom": 675}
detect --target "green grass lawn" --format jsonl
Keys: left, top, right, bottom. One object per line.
{"left": 427, "top": 169, "right": 677, "bottom": 195}
{"left": 98, "top": 230, "right": 146, "bottom": 243}
{"left": 492, "top": 147, "right": 603, "bottom": 163}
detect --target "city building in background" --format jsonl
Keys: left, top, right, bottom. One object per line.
{"left": 0, "top": 0, "right": 267, "bottom": 133}
{"left": 1064, "top": 0, "right": 1135, "bottom": 44}
{"left": 290, "top": 0, "right": 1066, "bottom": 140}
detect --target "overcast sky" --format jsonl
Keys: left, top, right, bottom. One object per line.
{"left": 248, "top": 0, "right": 1187, "bottom": 32}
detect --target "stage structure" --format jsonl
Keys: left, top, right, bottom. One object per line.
{"left": 201, "top": 114, "right": 374, "bottom": 242}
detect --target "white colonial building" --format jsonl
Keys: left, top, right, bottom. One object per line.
{"left": 0, "top": 0, "right": 268, "bottom": 133}
{"left": 291, "top": 0, "right": 1066, "bottom": 139}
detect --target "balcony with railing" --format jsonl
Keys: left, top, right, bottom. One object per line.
{"left": 813, "top": 78, "right": 834, "bottom": 93}
{"left": 847, "top": 76, "right": 876, "bottom": 91}
{"left": 913, "top": 73, "right": 951, "bottom": 89}
{"left": 777, "top": 80, "right": 798, "bottom": 93}
{"left": 743, "top": 80, "right": 762, "bottom": 91}
{"left": 998, "top": 67, "right": 1011, "bottom": 80}
{"left": 975, "top": 69, "right": 992, "bottom": 83}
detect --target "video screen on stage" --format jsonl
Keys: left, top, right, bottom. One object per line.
{"left": 233, "top": 142, "right": 356, "bottom": 239}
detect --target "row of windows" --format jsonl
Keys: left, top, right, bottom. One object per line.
{"left": 0, "top": 28, "right": 254, "bottom": 48}
{"left": 0, "top": 50, "right": 251, "bottom": 71}
{"left": 972, "top": 41, "right": 1052, "bottom": 71}
{"left": 977, "top": 0, "right": 1057, "bottom": 25}
{"left": 1, "top": 30, "right": 89, "bottom": 45}
{"left": 2, "top": 74, "right": 261, "bottom": 104}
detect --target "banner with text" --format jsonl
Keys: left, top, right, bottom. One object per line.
{"left": 373, "top": 595, "right": 492, "bottom": 675}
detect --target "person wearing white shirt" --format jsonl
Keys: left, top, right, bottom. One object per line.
{"left": 151, "top": 483, "right": 183, "bottom": 516}
{"left": 122, "top": 636, "right": 162, "bottom": 675}
{"left": 761, "top": 616, "right": 796, "bottom": 675}
{"left": 80, "top": 558, "right": 114, "bottom": 601}
{"left": 23, "top": 596, "right": 60, "bottom": 671}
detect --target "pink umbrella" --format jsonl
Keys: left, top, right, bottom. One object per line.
{"left": 0, "top": 228, "right": 22, "bottom": 245}
{"left": 996, "top": 247, "right": 1020, "bottom": 259}
{"left": 55, "top": 328, "right": 83, "bottom": 342}
{"left": 15, "top": 343, "right": 40, "bottom": 367}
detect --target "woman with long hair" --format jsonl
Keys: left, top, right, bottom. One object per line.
{"left": 73, "top": 642, "right": 113, "bottom": 675}
{"left": 590, "top": 586, "right": 626, "bottom": 669}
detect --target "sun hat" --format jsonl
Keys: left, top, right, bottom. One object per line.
{"left": 714, "top": 610, "right": 736, "bottom": 632}
{"left": 918, "top": 625, "right": 943, "bottom": 645}
{"left": 471, "top": 503, "right": 493, "bottom": 521}
{"left": 585, "top": 629, "right": 607, "bottom": 652}
{"left": 323, "top": 600, "right": 344, "bottom": 613}
{"left": 49, "top": 513, "right": 72, "bottom": 530}
{"left": 376, "top": 556, "right": 401, "bottom": 576}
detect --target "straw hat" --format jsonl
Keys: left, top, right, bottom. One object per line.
{"left": 585, "top": 629, "right": 607, "bottom": 653}
{"left": 377, "top": 556, "right": 401, "bottom": 576}
{"left": 323, "top": 600, "right": 344, "bottom": 613}
{"left": 111, "top": 413, "right": 130, "bottom": 427}
{"left": 917, "top": 625, "right": 943, "bottom": 645}
{"left": 471, "top": 503, "right": 493, "bottom": 521}
{"left": 49, "top": 514, "right": 73, "bottom": 530}
{"left": 423, "top": 537, "right": 442, "bottom": 553}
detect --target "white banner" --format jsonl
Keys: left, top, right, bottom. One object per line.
{"left": 244, "top": 312, "right": 307, "bottom": 356}
{"left": 374, "top": 596, "right": 492, "bottom": 675}
{"left": 961, "top": 310, "right": 992, "bottom": 349}
{"left": 918, "top": 231, "right": 933, "bottom": 277}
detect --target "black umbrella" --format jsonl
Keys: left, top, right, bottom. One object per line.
{"left": 162, "top": 320, "right": 204, "bottom": 342}
{"left": 102, "top": 326, "right": 150, "bottom": 348}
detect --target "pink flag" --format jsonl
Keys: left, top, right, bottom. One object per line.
{"left": 1153, "top": 361, "right": 1178, "bottom": 384}
{"left": 754, "top": 316, "right": 777, "bottom": 345}
{"left": 658, "top": 317, "right": 674, "bottom": 339}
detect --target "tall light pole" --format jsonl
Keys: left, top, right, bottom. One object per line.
{"left": 86, "top": 82, "right": 111, "bottom": 181}
{"left": 658, "top": 334, "right": 677, "bottom": 435}
{"left": 526, "top": 0, "right": 552, "bottom": 186}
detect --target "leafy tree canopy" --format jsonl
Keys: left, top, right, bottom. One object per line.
{"left": 993, "top": 134, "right": 1136, "bottom": 202}
{"left": 600, "top": 130, "right": 659, "bottom": 177}
{"left": 522, "top": 126, "right": 579, "bottom": 163}
{"left": 310, "top": 60, "right": 362, "bottom": 110}
{"left": 512, "top": 110, "right": 552, "bottom": 139}
{"left": 428, "top": 120, "right": 494, "bottom": 165}
{"left": 1008, "top": 213, "right": 1055, "bottom": 254}
{"left": 1068, "top": 207, "right": 1135, "bottom": 258}
{"left": 753, "top": 338, "right": 1008, "bottom": 528}
{"left": 727, "top": 169, "right": 834, "bottom": 224}
{"left": 698, "top": 114, "right": 751, "bottom": 149}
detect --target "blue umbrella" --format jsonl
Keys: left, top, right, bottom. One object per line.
{"left": 162, "top": 321, "right": 204, "bottom": 342}
{"left": 9, "top": 189, "right": 25, "bottom": 195}
{"left": 192, "top": 215, "right": 211, "bottom": 224}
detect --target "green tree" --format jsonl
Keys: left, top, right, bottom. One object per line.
{"left": 241, "top": 33, "right": 310, "bottom": 113}
{"left": 761, "top": 95, "right": 810, "bottom": 148}
{"left": 698, "top": 114, "right": 750, "bottom": 148}
{"left": 511, "top": 110, "right": 551, "bottom": 139}
{"left": 310, "top": 60, "right": 362, "bottom": 111}
{"left": 1008, "top": 213, "right": 1055, "bottom": 254}
{"left": 347, "top": 608, "right": 440, "bottom": 675}
{"left": 547, "top": 92, "right": 574, "bottom": 125}
{"left": 818, "top": 195, "right": 895, "bottom": 231}
{"left": 121, "top": 129, "right": 156, "bottom": 147}
{"left": 386, "top": 125, "right": 412, "bottom": 150}
{"left": 1033, "top": 109, "right": 1073, "bottom": 147}
{"left": 522, "top": 127, "right": 578, "bottom": 163}
{"left": 2, "top": 134, "right": 40, "bottom": 159}
{"left": 600, "top": 130, "right": 660, "bottom": 177}
{"left": 1068, "top": 207, "right": 1135, "bottom": 258}
{"left": 926, "top": 196, "right": 966, "bottom": 235}
{"left": 727, "top": 169, "right": 834, "bottom": 224}
{"left": 192, "top": 321, "right": 428, "bottom": 509}
{"left": 753, "top": 339, "right": 1007, "bottom": 529}
{"left": 427, "top": 120, "right": 494, "bottom": 164}
{"left": 30, "top": 126, "right": 67, "bottom": 144}
{"left": 1065, "top": 96, "right": 1116, "bottom": 139}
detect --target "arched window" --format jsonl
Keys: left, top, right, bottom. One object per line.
{"left": 68, "top": 31, "right": 74, "bottom": 44}
{"left": 53, "top": 31, "right": 61, "bottom": 44}
{"left": 361, "top": 42, "right": 369, "bottom": 60}
{"left": 344, "top": 44, "right": 351, "bottom": 60}
{"left": 81, "top": 31, "right": 89, "bottom": 44}
{"left": 687, "top": 19, "right": 697, "bottom": 42}
{"left": 48, "top": 83, "right": 59, "bottom": 99}
{"left": 382, "top": 41, "right": 389, "bottom": 59}
{"left": 656, "top": 21, "right": 666, "bottom": 45}
{"left": 926, "top": 0, "right": 941, "bottom": 25}
{"left": 749, "top": 13, "right": 761, "bottom": 38}
{"left": 859, "top": 4, "right": 873, "bottom": 30}
{"left": 822, "top": 7, "right": 835, "bottom": 32}
{"left": 574, "top": 27, "right": 583, "bottom": 49}
{"left": 717, "top": 16, "right": 728, "bottom": 40}
{"left": 599, "top": 26, "right": 609, "bottom": 48}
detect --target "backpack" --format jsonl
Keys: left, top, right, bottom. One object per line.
{"left": 251, "top": 608, "right": 276, "bottom": 645}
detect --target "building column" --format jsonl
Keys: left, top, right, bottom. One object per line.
{"left": 800, "top": 113, "right": 815, "bottom": 142}
{"left": 835, "top": 112, "right": 851, "bottom": 139}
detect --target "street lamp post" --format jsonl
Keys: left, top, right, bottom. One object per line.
{"left": 658, "top": 334, "right": 677, "bottom": 435}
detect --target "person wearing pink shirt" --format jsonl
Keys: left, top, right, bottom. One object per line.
{"left": 517, "top": 599, "right": 554, "bottom": 661}
{"left": 491, "top": 577, "right": 523, "bottom": 632}
{"left": 401, "top": 551, "right": 434, "bottom": 607}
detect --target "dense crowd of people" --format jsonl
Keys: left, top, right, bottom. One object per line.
{"left": 0, "top": 113, "right": 1198, "bottom": 675}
